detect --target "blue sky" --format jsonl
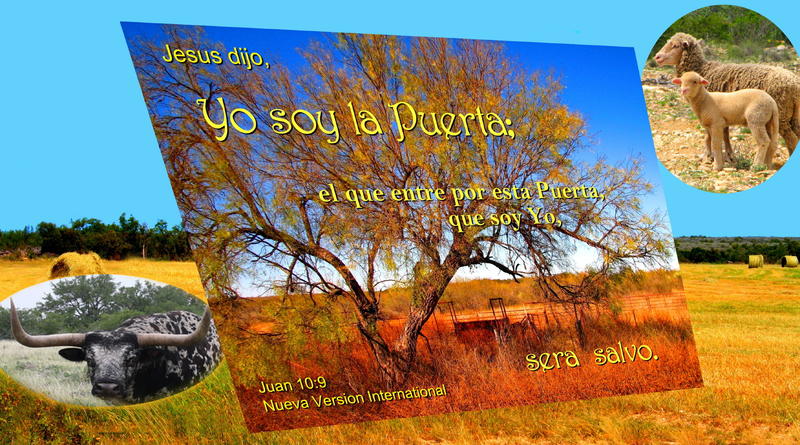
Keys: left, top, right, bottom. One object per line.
{"left": 1, "top": 275, "right": 163, "bottom": 309}
{"left": 122, "top": 23, "right": 678, "bottom": 288}
{"left": 1, "top": 0, "right": 798, "bottom": 237}
{"left": 121, "top": 22, "right": 664, "bottom": 201}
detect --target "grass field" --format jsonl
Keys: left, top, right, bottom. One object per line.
{"left": 1, "top": 259, "right": 799, "bottom": 444}
{"left": 0, "top": 341, "right": 102, "bottom": 406}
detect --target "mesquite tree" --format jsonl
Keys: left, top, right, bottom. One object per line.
{"left": 130, "top": 27, "right": 670, "bottom": 384}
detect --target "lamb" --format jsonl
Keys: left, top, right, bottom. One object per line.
{"left": 654, "top": 32, "right": 800, "bottom": 155}
{"left": 673, "top": 71, "right": 779, "bottom": 171}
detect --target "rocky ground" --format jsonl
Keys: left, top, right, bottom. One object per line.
{"left": 642, "top": 67, "right": 794, "bottom": 193}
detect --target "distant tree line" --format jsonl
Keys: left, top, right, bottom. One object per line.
{"left": 675, "top": 237, "right": 800, "bottom": 264}
{"left": 0, "top": 275, "right": 206, "bottom": 339}
{"left": 0, "top": 214, "right": 191, "bottom": 260}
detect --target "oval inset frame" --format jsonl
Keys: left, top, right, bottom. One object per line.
{"left": 642, "top": 5, "right": 797, "bottom": 193}
{"left": 0, "top": 274, "right": 219, "bottom": 407}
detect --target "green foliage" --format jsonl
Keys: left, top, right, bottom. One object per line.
{"left": 0, "top": 226, "right": 41, "bottom": 258}
{"left": 676, "top": 236, "right": 800, "bottom": 264}
{"left": 724, "top": 40, "right": 767, "bottom": 61}
{"left": 89, "top": 309, "right": 145, "bottom": 331}
{"left": 656, "top": 90, "right": 680, "bottom": 107}
{"left": 38, "top": 275, "right": 120, "bottom": 330}
{"left": 276, "top": 296, "right": 354, "bottom": 358}
{"left": 649, "top": 6, "right": 791, "bottom": 60}
{"left": 0, "top": 213, "right": 192, "bottom": 260}
{"left": 36, "top": 222, "right": 82, "bottom": 256}
{"left": 1, "top": 275, "right": 205, "bottom": 338}
{"left": 730, "top": 150, "right": 753, "bottom": 171}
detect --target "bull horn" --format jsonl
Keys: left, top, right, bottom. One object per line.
{"left": 136, "top": 307, "right": 212, "bottom": 347}
{"left": 9, "top": 299, "right": 85, "bottom": 347}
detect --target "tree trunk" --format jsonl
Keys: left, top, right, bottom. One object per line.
{"left": 366, "top": 264, "right": 454, "bottom": 385}
{"left": 573, "top": 304, "right": 587, "bottom": 349}
{"left": 356, "top": 317, "right": 409, "bottom": 385}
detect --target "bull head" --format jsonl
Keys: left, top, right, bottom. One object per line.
{"left": 9, "top": 299, "right": 215, "bottom": 402}
{"left": 9, "top": 299, "right": 212, "bottom": 347}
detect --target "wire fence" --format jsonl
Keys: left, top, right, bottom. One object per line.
{"left": 406, "top": 291, "right": 690, "bottom": 335}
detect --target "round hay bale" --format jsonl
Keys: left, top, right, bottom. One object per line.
{"left": 49, "top": 252, "right": 105, "bottom": 279}
{"left": 781, "top": 255, "right": 799, "bottom": 268}
{"left": 748, "top": 255, "right": 764, "bottom": 268}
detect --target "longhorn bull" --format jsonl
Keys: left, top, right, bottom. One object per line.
{"left": 9, "top": 300, "right": 221, "bottom": 404}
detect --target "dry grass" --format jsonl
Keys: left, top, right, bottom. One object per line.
{"left": 215, "top": 293, "right": 699, "bottom": 432}
{"left": 0, "top": 257, "right": 205, "bottom": 302}
{"left": 1, "top": 260, "right": 799, "bottom": 443}
{"left": 381, "top": 269, "right": 680, "bottom": 317}
{"left": 0, "top": 340, "right": 100, "bottom": 406}
{"left": 49, "top": 252, "right": 105, "bottom": 279}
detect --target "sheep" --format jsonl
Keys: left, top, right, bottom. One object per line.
{"left": 673, "top": 71, "right": 779, "bottom": 171}
{"left": 654, "top": 32, "right": 800, "bottom": 155}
